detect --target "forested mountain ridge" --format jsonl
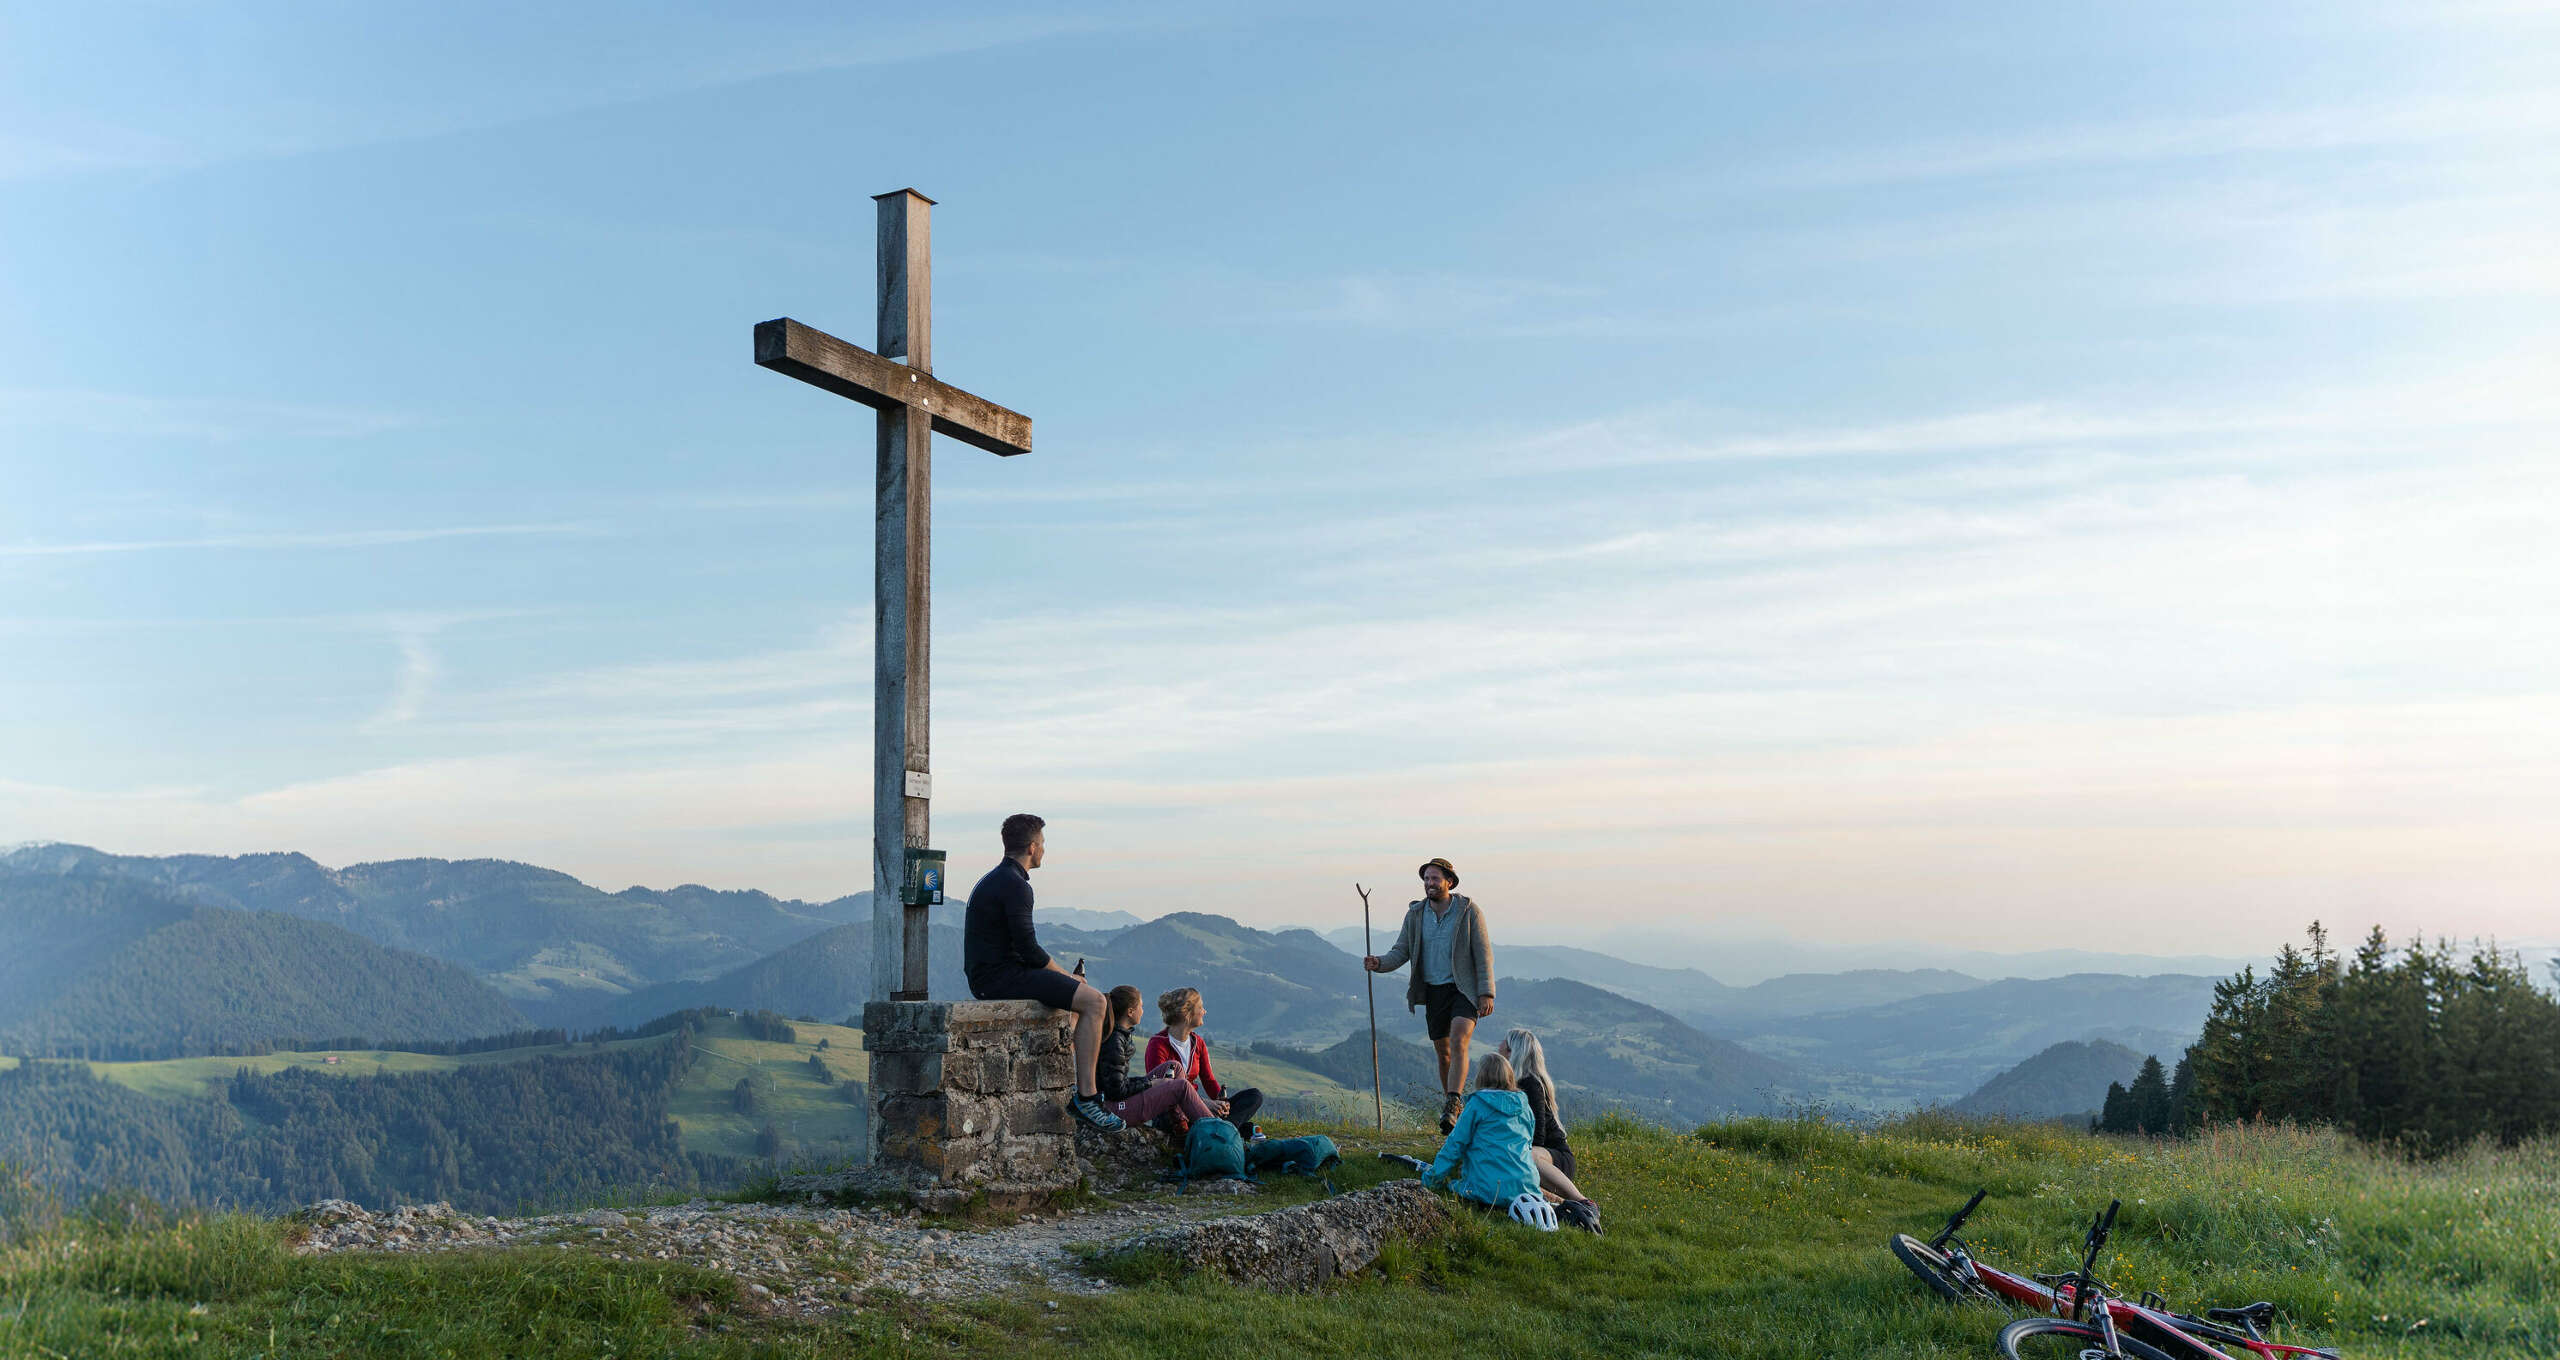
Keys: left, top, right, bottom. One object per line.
{"left": 1252, "top": 975, "right": 1802, "bottom": 1125}
{"left": 0, "top": 1028, "right": 739, "bottom": 1214}
{"left": 1951, "top": 1039, "right": 2144, "bottom": 1120}
{"left": 0, "top": 871, "right": 524, "bottom": 1059}
{"left": 599, "top": 921, "right": 969, "bottom": 1028}
{"left": 0, "top": 844, "right": 866, "bottom": 1020}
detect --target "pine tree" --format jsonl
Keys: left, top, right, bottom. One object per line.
{"left": 2187, "top": 966, "right": 2263, "bottom": 1124}
{"left": 2098, "top": 1080, "right": 2133, "bottom": 1134}
{"left": 2127, "top": 1055, "right": 2172, "bottom": 1135}
{"left": 2166, "top": 1054, "right": 2196, "bottom": 1134}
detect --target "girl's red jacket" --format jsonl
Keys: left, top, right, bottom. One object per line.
{"left": 1144, "top": 1030, "right": 1228, "bottom": 1101}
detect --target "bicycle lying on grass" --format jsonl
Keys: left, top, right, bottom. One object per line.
{"left": 1889, "top": 1190, "right": 2341, "bottom": 1360}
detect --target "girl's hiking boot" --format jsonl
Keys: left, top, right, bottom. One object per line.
{"left": 1439, "top": 1091, "right": 1463, "bottom": 1134}
{"left": 1067, "top": 1093, "right": 1125, "bottom": 1131}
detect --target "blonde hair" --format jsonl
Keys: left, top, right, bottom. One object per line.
{"left": 1473, "top": 1050, "right": 1517, "bottom": 1092}
{"left": 1157, "top": 987, "right": 1201, "bottom": 1027}
{"left": 1503, "top": 1028, "right": 1563, "bottom": 1134}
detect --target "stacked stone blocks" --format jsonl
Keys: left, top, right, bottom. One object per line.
{"left": 862, "top": 999, "right": 1081, "bottom": 1210}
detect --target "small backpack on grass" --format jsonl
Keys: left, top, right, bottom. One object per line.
{"left": 1165, "top": 1116, "right": 1250, "bottom": 1189}
{"left": 1244, "top": 1135, "right": 1341, "bottom": 1176}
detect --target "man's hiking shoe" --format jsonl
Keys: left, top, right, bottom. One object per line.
{"left": 1439, "top": 1091, "right": 1463, "bottom": 1134}
{"left": 1557, "top": 1198, "right": 1603, "bottom": 1235}
{"left": 1068, "top": 1093, "right": 1125, "bottom": 1132}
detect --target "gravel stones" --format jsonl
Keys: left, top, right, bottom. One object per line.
{"left": 1100, "top": 1180, "right": 1452, "bottom": 1291}
{"left": 284, "top": 1187, "right": 1286, "bottom": 1312}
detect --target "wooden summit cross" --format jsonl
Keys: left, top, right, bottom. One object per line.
{"left": 754, "top": 189, "right": 1031, "bottom": 1005}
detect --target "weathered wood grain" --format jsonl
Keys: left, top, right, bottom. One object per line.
{"left": 754, "top": 318, "right": 1030, "bottom": 456}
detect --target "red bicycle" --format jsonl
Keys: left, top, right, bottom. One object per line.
{"left": 1889, "top": 1191, "right": 2341, "bottom": 1360}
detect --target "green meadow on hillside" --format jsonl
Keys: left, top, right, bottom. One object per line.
{"left": 32, "top": 1017, "right": 880, "bottom": 1167}
{"left": 4, "top": 1114, "right": 2548, "bottom": 1359}
{"left": 663, "top": 1018, "right": 869, "bottom": 1162}
{"left": 67, "top": 1036, "right": 664, "bottom": 1102}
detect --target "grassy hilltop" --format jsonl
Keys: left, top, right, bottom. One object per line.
{"left": 4, "top": 1113, "right": 2550, "bottom": 1359}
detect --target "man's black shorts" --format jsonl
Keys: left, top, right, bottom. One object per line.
{"left": 970, "top": 967, "right": 1081, "bottom": 1011}
{"left": 1422, "top": 981, "right": 1478, "bottom": 1040}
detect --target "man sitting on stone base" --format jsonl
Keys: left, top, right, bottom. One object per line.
{"left": 964, "top": 813, "right": 1124, "bottom": 1131}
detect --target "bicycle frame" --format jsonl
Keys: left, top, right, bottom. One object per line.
{"left": 1924, "top": 1196, "right": 2339, "bottom": 1360}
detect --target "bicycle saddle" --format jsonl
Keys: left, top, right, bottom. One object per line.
{"left": 2206, "top": 1302, "right": 2277, "bottom": 1326}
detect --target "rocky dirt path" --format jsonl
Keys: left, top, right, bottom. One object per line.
{"left": 291, "top": 1186, "right": 1267, "bottom": 1316}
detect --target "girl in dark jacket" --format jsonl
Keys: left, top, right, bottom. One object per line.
{"left": 1098, "top": 985, "right": 1215, "bottom": 1128}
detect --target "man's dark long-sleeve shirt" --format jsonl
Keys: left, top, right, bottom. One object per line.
{"left": 963, "top": 859, "right": 1049, "bottom": 988}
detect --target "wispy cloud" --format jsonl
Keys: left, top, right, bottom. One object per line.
{"left": 1756, "top": 92, "right": 2560, "bottom": 191}
{"left": 0, "top": 8, "right": 1212, "bottom": 182}
{"left": 0, "top": 522, "right": 601, "bottom": 558}
{"left": 0, "top": 388, "right": 418, "bottom": 441}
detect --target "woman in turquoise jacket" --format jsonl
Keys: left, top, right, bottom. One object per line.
{"left": 1424, "top": 1051, "right": 1541, "bottom": 1207}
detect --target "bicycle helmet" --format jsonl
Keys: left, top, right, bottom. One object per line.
{"left": 1508, "top": 1192, "right": 1559, "bottom": 1232}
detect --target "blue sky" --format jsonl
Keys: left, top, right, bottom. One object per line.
{"left": 4, "top": 2, "right": 2555, "bottom": 955}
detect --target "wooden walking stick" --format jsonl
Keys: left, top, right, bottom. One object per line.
{"left": 1358, "top": 883, "right": 1383, "bottom": 1131}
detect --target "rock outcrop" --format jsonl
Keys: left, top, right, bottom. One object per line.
{"left": 1100, "top": 1179, "right": 1450, "bottom": 1291}
{"left": 1074, "top": 1123, "right": 1170, "bottom": 1191}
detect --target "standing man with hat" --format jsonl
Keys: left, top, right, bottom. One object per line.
{"left": 1364, "top": 857, "right": 1495, "bottom": 1134}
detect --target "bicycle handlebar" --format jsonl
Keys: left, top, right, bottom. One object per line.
{"left": 2066, "top": 1200, "right": 2121, "bottom": 1320}
{"left": 1931, "top": 1188, "right": 1989, "bottom": 1249}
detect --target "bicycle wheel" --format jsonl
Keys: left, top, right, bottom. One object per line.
{"left": 1997, "top": 1317, "right": 2177, "bottom": 1360}
{"left": 1889, "top": 1233, "right": 1987, "bottom": 1302}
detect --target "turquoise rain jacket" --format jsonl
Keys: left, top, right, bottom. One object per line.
{"left": 1424, "top": 1088, "right": 1540, "bottom": 1206}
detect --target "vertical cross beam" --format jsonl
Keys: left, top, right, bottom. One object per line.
{"left": 875, "top": 189, "right": 934, "bottom": 1004}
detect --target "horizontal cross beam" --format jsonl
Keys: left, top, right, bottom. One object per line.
{"left": 754, "top": 317, "right": 1031, "bottom": 457}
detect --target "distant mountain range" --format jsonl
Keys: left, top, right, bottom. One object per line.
{"left": 1714, "top": 972, "right": 2217, "bottom": 1104}
{"left": 598, "top": 921, "right": 970, "bottom": 1029}
{"left": 0, "top": 844, "right": 865, "bottom": 1023}
{"left": 0, "top": 871, "right": 524, "bottom": 1058}
{"left": 1951, "top": 1039, "right": 2147, "bottom": 1121}
{"left": 1, "top": 845, "right": 2226, "bottom": 1112}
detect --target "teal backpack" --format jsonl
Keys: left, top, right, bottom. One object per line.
{"left": 1245, "top": 1134, "right": 1341, "bottom": 1176}
{"left": 1168, "top": 1117, "right": 1250, "bottom": 1189}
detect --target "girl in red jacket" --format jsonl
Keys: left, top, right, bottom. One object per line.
{"left": 1145, "top": 986, "right": 1263, "bottom": 1139}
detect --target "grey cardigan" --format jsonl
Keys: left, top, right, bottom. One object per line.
{"left": 1373, "top": 894, "right": 1494, "bottom": 1010}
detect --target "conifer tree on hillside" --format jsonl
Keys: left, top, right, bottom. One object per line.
{"left": 2127, "top": 1055, "right": 2173, "bottom": 1134}
{"left": 2178, "top": 925, "right": 2560, "bottom": 1153}
{"left": 2166, "top": 1054, "right": 2195, "bottom": 1134}
{"left": 2188, "top": 965, "right": 2266, "bottom": 1123}
{"left": 2097, "top": 1081, "right": 2132, "bottom": 1134}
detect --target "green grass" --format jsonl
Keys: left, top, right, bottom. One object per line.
{"left": 15, "top": 1017, "right": 881, "bottom": 1165}
{"left": 5, "top": 1115, "right": 2550, "bottom": 1358}
{"left": 1194, "top": 1051, "right": 1375, "bottom": 1124}
{"left": 666, "top": 1018, "right": 871, "bottom": 1163}
{"left": 48, "top": 1036, "right": 666, "bottom": 1102}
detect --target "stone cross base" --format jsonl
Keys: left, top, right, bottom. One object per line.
{"left": 862, "top": 999, "right": 1079, "bottom": 1212}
